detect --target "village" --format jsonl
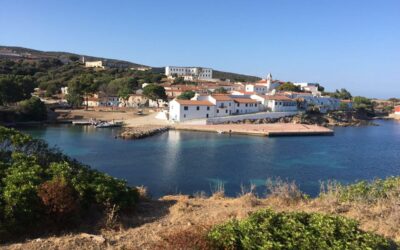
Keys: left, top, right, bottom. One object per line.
{"left": 56, "top": 62, "right": 358, "bottom": 127}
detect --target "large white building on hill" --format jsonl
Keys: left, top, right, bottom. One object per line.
{"left": 165, "top": 66, "right": 213, "bottom": 80}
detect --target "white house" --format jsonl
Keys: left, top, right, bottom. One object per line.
{"left": 84, "top": 60, "right": 105, "bottom": 69}
{"left": 245, "top": 84, "right": 268, "bottom": 94}
{"left": 293, "top": 82, "right": 321, "bottom": 95}
{"left": 169, "top": 99, "right": 215, "bottom": 122}
{"left": 165, "top": 66, "right": 213, "bottom": 80}
{"left": 232, "top": 98, "right": 260, "bottom": 114}
{"left": 264, "top": 95, "right": 298, "bottom": 112}
{"left": 193, "top": 94, "right": 235, "bottom": 117}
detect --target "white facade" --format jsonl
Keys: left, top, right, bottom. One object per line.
{"left": 245, "top": 84, "right": 268, "bottom": 94}
{"left": 165, "top": 66, "right": 213, "bottom": 80}
{"left": 85, "top": 61, "right": 105, "bottom": 69}
{"left": 293, "top": 82, "right": 321, "bottom": 95}
{"left": 169, "top": 99, "right": 215, "bottom": 122}
{"left": 264, "top": 96, "right": 298, "bottom": 112}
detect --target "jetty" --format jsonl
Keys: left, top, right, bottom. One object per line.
{"left": 173, "top": 123, "right": 333, "bottom": 137}
{"left": 119, "top": 125, "right": 169, "bottom": 139}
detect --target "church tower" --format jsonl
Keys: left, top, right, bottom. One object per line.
{"left": 266, "top": 73, "right": 273, "bottom": 92}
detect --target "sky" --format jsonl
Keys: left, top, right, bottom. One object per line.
{"left": 1, "top": 0, "right": 399, "bottom": 98}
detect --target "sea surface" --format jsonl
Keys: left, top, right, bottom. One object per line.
{"left": 19, "top": 120, "right": 400, "bottom": 198}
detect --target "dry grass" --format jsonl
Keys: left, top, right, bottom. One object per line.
{"left": 3, "top": 179, "right": 400, "bottom": 249}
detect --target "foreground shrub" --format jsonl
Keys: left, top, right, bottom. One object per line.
{"left": 320, "top": 177, "right": 400, "bottom": 203}
{"left": 208, "top": 209, "right": 394, "bottom": 250}
{"left": 37, "top": 177, "right": 80, "bottom": 224}
{"left": 0, "top": 126, "right": 139, "bottom": 241}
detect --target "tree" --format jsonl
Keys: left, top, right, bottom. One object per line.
{"left": 277, "top": 82, "right": 302, "bottom": 92}
{"left": 66, "top": 74, "right": 95, "bottom": 109}
{"left": 17, "top": 96, "right": 47, "bottom": 121}
{"left": 177, "top": 91, "right": 195, "bottom": 100}
{"left": 353, "top": 96, "right": 373, "bottom": 112}
{"left": 213, "top": 87, "right": 228, "bottom": 94}
{"left": 173, "top": 76, "right": 185, "bottom": 85}
{"left": 68, "top": 55, "right": 80, "bottom": 62}
{"left": 332, "top": 88, "right": 352, "bottom": 100}
{"left": 0, "top": 76, "right": 23, "bottom": 105}
{"left": 142, "top": 84, "right": 167, "bottom": 107}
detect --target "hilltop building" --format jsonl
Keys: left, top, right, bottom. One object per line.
{"left": 165, "top": 66, "right": 213, "bottom": 81}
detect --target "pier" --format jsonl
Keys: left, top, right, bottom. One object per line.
{"left": 174, "top": 123, "right": 333, "bottom": 137}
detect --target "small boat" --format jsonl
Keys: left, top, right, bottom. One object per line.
{"left": 72, "top": 120, "right": 92, "bottom": 125}
{"left": 95, "top": 121, "right": 123, "bottom": 128}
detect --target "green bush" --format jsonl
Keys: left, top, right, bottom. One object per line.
{"left": 333, "top": 177, "right": 400, "bottom": 203}
{"left": 17, "top": 96, "right": 47, "bottom": 121}
{"left": 208, "top": 209, "right": 393, "bottom": 250}
{"left": 0, "top": 126, "right": 139, "bottom": 240}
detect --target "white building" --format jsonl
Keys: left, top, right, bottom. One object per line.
{"left": 165, "top": 66, "right": 213, "bottom": 80}
{"left": 169, "top": 99, "right": 215, "bottom": 122}
{"left": 193, "top": 94, "right": 235, "bottom": 116}
{"left": 231, "top": 98, "right": 260, "bottom": 114}
{"left": 264, "top": 95, "right": 298, "bottom": 112}
{"left": 285, "top": 92, "right": 340, "bottom": 113}
{"left": 84, "top": 60, "right": 105, "bottom": 69}
{"left": 293, "top": 82, "right": 321, "bottom": 95}
{"left": 245, "top": 84, "right": 268, "bottom": 94}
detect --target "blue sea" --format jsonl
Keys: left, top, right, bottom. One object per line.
{"left": 20, "top": 120, "right": 400, "bottom": 197}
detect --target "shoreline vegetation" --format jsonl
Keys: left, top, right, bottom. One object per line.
{"left": 1, "top": 127, "right": 399, "bottom": 249}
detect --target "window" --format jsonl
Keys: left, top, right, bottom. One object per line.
{"left": 245, "top": 104, "right": 248, "bottom": 107}
{"left": 255, "top": 104, "right": 257, "bottom": 107}
{"left": 196, "top": 106, "right": 200, "bottom": 110}
{"left": 207, "top": 106, "right": 210, "bottom": 110}
{"left": 237, "top": 103, "right": 239, "bottom": 107}
{"left": 184, "top": 114, "right": 186, "bottom": 118}
{"left": 206, "top": 114, "right": 209, "bottom": 118}
{"left": 225, "top": 110, "right": 228, "bottom": 113}
{"left": 217, "top": 110, "right": 219, "bottom": 113}
{"left": 184, "top": 106, "right": 188, "bottom": 110}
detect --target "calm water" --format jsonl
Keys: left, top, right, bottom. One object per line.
{"left": 19, "top": 120, "right": 400, "bottom": 197}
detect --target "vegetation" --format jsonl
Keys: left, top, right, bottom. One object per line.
{"left": 321, "top": 177, "right": 400, "bottom": 203}
{"left": 208, "top": 209, "right": 393, "bottom": 250}
{"left": 213, "top": 87, "right": 228, "bottom": 94}
{"left": 142, "top": 84, "right": 167, "bottom": 107}
{"left": 353, "top": 96, "right": 374, "bottom": 113}
{"left": 0, "top": 74, "right": 35, "bottom": 105}
{"left": 212, "top": 70, "right": 261, "bottom": 82}
{"left": 276, "top": 82, "right": 302, "bottom": 92}
{"left": 177, "top": 90, "right": 195, "bottom": 100}
{"left": 327, "top": 88, "right": 353, "bottom": 100}
{"left": 16, "top": 96, "right": 47, "bottom": 121}
{"left": 0, "top": 126, "right": 139, "bottom": 241}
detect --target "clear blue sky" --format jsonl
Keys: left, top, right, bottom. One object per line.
{"left": 1, "top": 0, "right": 399, "bottom": 98}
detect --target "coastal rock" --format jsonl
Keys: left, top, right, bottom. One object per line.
{"left": 119, "top": 126, "right": 169, "bottom": 140}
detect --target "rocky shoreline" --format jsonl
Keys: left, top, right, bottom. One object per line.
{"left": 119, "top": 125, "right": 170, "bottom": 139}
{"left": 221, "top": 111, "right": 378, "bottom": 127}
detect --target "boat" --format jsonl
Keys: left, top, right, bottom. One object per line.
{"left": 95, "top": 121, "right": 123, "bottom": 128}
{"left": 72, "top": 120, "right": 92, "bottom": 125}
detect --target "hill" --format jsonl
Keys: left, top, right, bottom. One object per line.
{"left": 212, "top": 69, "right": 261, "bottom": 82}
{"left": 1, "top": 46, "right": 261, "bottom": 82}
{"left": 0, "top": 45, "right": 147, "bottom": 69}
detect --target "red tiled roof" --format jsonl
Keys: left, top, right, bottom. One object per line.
{"left": 232, "top": 98, "right": 258, "bottom": 104}
{"left": 211, "top": 95, "right": 233, "bottom": 101}
{"left": 175, "top": 100, "right": 215, "bottom": 106}
{"left": 264, "top": 95, "right": 294, "bottom": 101}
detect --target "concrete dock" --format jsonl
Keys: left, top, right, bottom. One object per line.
{"left": 174, "top": 123, "right": 333, "bottom": 137}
